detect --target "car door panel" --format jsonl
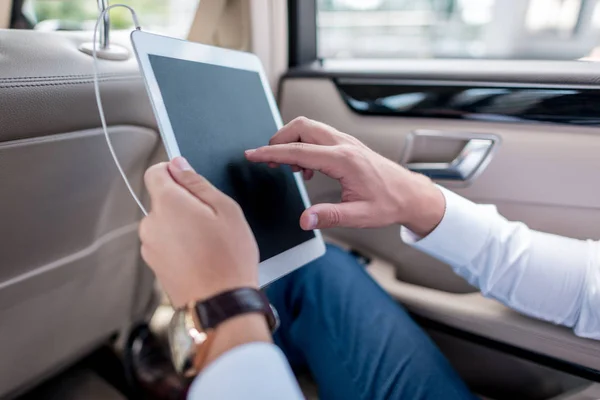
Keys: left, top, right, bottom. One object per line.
{"left": 278, "top": 68, "right": 600, "bottom": 372}
{"left": 369, "top": 258, "right": 600, "bottom": 372}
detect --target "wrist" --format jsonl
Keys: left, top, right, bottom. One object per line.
{"left": 170, "top": 287, "right": 276, "bottom": 377}
{"left": 402, "top": 175, "right": 446, "bottom": 238}
{"left": 173, "top": 279, "right": 259, "bottom": 309}
{"left": 202, "top": 313, "right": 272, "bottom": 368}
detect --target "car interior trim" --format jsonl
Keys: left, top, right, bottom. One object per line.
{"left": 332, "top": 80, "right": 600, "bottom": 127}
{"left": 401, "top": 130, "right": 501, "bottom": 185}
{"left": 285, "top": 60, "right": 600, "bottom": 88}
{"left": 287, "top": 0, "right": 317, "bottom": 67}
{"left": 415, "top": 315, "right": 600, "bottom": 384}
{"left": 0, "top": 223, "right": 139, "bottom": 291}
{"left": 0, "top": 0, "right": 11, "bottom": 28}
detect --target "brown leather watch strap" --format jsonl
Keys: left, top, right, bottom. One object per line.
{"left": 194, "top": 288, "right": 278, "bottom": 332}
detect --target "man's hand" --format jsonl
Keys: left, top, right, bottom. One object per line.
{"left": 245, "top": 117, "right": 446, "bottom": 237}
{"left": 140, "top": 157, "right": 259, "bottom": 308}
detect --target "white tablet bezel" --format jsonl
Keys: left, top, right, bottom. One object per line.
{"left": 131, "top": 30, "right": 325, "bottom": 287}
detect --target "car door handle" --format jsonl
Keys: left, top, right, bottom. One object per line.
{"left": 403, "top": 131, "right": 500, "bottom": 182}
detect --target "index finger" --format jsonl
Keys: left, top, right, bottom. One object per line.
{"left": 269, "top": 117, "right": 340, "bottom": 146}
{"left": 245, "top": 143, "right": 345, "bottom": 180}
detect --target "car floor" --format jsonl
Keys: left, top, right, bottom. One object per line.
{"left": 16, "top": 368, "right": 127, "bottom": 400}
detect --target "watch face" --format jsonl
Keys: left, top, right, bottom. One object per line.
{"left": 168, "top": 310, "right": 196, "bottom": 374}
{"left": 269, "top": 304, "right": 281, "bottom": 333}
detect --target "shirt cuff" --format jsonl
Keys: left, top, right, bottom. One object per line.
{"left": 188, "top": 342, "right": 303, "bottom": 400}
{"left": 400, "top": 186, "right": 493, "bottom": 267}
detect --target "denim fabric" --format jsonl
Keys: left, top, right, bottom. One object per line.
{"left": 266, "top": 244, "right": 476, "bottom": 400}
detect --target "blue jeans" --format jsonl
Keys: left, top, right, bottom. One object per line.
{"left": 266, "top": 245, "right": 475, "bottom": 400}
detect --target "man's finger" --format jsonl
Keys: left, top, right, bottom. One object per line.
{"left": 144, "top": 162, "right": 178, "bottom": 204}
{"left": 168, "top": 157, "right": 224, "bottom": 210}
{"left": 144, "top": 162, "right": 169, "bottom": 189}
{"left": 303, "top": 169, "right": 314, "bottom": 181}
{"left": 299, "top": 202, "right": 371, "bottom": 230}
{"left": 270, "top": 117, "right": 341, "bottom": 147}
{"left": 245, "top": 143, "right": 346, "bottom": 180}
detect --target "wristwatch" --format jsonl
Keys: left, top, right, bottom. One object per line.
{"left": 168, "top": 287, "right": 280, "bottom": 378}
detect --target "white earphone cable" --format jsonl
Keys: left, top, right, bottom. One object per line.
{"left": 92, "top": 5, "right": 148, "bottom": 216}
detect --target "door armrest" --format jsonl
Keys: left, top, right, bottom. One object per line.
{"left": 368, "top": 259, "right": 600, "bottom": 372}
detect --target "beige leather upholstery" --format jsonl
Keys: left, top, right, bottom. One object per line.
{"left": 187, "top": 0, "right": 228, "bottom": 44}
{"left": 0, "top": 29, "right": 160, "bottom": 398}
{"left": 0, "top": 2, "right": 10, "bottom": 29}
{"left": 0, "top": 30, "right": 155, "bottom": 142}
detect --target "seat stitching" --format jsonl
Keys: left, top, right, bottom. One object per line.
{"left": 0, "top": 76, "right": 142, "bottom": 89}
{"left": 0, "top": 73, "right": 139, "bottom": 82}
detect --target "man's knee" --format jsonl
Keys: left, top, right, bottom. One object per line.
{"left": 294, "top": 244, "right": 365, "bottom": 287}
{"left": 266, "top": 244, "right": 365, "bottom": 308}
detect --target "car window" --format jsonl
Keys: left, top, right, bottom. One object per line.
{"left": 317, "top": 0, "right": 600, "bottom": 60}
{"left": 22, "top": 0, "right": 199, "bottom": 38}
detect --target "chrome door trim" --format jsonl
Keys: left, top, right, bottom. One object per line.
{"left": 401, "top": 130, "right": 502, "bottom": 186}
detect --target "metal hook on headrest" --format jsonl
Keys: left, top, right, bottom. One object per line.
{"left": 98, "top": 0, "right": 110, "bottom": 50}
{"left": 79, "top": 0, "right": 131, "bottom": 61}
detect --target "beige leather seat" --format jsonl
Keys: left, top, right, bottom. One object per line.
{"left": 0, "top": 29, "right": 161, "bottom": 398}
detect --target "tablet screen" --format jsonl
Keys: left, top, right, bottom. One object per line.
{"left": 148, "top": 54, "right": 315, "bottom": 262}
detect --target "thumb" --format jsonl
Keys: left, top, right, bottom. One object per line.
{"left": 168, "top": 157, "right": 222, "bottom": 207}
{"left": 300, "top": 202, "right": 369, "bottom": 230}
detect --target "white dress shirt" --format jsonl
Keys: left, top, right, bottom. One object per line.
{"left": 401, "top": 186, "right": 600, "bottom": 340}
{"left": 188, "top": 187, "right": 600, "bottom": 399}
{"left": 187, "top": 342, "right": 304, "bottom": 399}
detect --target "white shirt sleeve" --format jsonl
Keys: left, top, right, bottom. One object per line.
{"left": 400, "top": 186, "right": 600, "bottom": 340}
{"left": 187, "top": 343, "right": 304, "bottom": 400}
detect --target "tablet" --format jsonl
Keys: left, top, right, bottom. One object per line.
{"left": 131, "top": 31, "right": 325, "bottom": 286}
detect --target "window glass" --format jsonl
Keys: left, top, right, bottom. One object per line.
{"left": 317, "top": 0, "right": 600, "bottom": 60}
{"left": 22, "top": 0, "right": 199, "bottom": 38}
